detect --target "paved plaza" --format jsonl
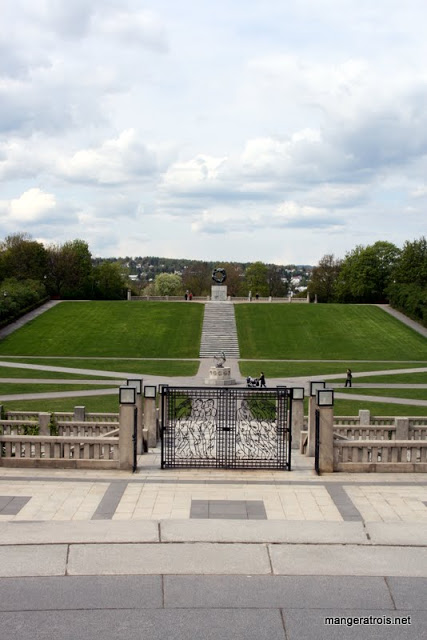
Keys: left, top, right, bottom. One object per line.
{"left": 0, "top": 302, "right": 426, "bottom": 638}
{"left": 0, "top": 453, "right": 426, "bottom": 639}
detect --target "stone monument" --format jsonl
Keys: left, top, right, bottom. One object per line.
{"left": 205, "top": 351, "right": 236, "bottom": 385}
{"left": 211, "top": 267, "right": 227, "bottom": 301}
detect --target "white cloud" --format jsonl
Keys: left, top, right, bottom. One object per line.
{"left": 59, "top": 130, "right": 158, "bottom": 185}
{"left": 8, "top": 188, "right": 56, "bottom": 222}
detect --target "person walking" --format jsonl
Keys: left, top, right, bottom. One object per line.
{"left": 344, "top": 368, "right": 352, "bottom": 388}
{"left": 259, "top": 372, "right": 266, "bottom": 388}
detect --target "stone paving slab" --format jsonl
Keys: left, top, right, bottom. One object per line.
{"left": 269, "top": 544, "right": 427, "bottom": 577}
{"left": 0, "top": 609, "right": 286, "bottom": 640}
{"left": 67, "top": 542, "right": 271, "bottom": 576}
{"left": 0, "top": 544, "right": 67, "bottom": 577}
{"left": 366, "top": 522, "right": 427, "bottom": 546}
{"left": 160, "top": 520, "right": 368, "bottom": 544}
{"left": 0, "top": 576, "right": 163, "bottom": 611}
{"left": 164, "top": 575, "right": 394, "bottom": 609}
{"left": 283, "top": 609, "right": 424, "bottom": 640}
{"left": 0, "top": 520, "right": 159, "bottom": 544}
{"left": 386, "top": 577, "right": 427, "bottom": 610}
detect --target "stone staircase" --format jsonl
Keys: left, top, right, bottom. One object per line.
{"left": 199, "top": 302, "right": 240, "bottom": 358}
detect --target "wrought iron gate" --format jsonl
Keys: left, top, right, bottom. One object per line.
{"left": 161, "top": 386, "right": 292, "bottom": 470}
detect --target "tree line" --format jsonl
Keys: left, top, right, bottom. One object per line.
{"left": 140, "top": 261, "right": 296, "bottom": 298}
{"left": 0, "top": 234, "right": 310, "bottom": 324}
{"left": 0, "top": 234, "right": 127, "bottom": 325}
{"left": 307, "top": 237, "right": 427, "bottom": 326}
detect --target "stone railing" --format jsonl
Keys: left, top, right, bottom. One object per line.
{"left": 4, "top": 411, "right": 40, "bottom": 422}
{"left": 0, "top": 420, "right": 40, "bottom": 435}
{"left": 334, "top": 440, "right": 427, "bottom": 472}
{"left": 334, "top": 425, "right": 395, "bottom": 441}
{"left": 57, "top": 421, "right": 119, "bottom": 437}
{"left": 0, "top": 435, "right": 120, "bottom": 469}
{"left": 85, "top": 412, "right": 119, "bottom": 423}
{"left": 333, "top": 418, "right": 427, "bottom": 442}
{"left": 4, "top": 409, "right": 119, "bottom": 423}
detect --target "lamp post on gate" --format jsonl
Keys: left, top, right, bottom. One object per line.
{"left": 144, "top": 385, "right": 157, "bottom": 449}
{"left": 118, "top": 385, "right": 137, "bottom": 471}
{"left": 315, "top": 388, "right": 335, "bottom": 474}
{"left": 290, "top": 387, "right": 305, "bottom": 450}
{"left": 307, "top": 381, "right": 325, "bottom": 457}
{"left": 127, "top": 378, "right": 143, "bottom": 453}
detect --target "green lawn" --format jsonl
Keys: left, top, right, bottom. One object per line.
{"left": 338, "top": 372, "right": 427, "bottom": 383}
{"left": 239, "top": 361, "right": 427, "bottom": 378}
{"left": 338, "top": 388, "right": 427, "bottom": 401}
{"left": 333, "top": 399, "right": 427, "bottom": 416}
{"left": 235, "top": 304, "right": 427, "bottom": 360}
{"left": 0, "top": 301, "right": 204, "bottom": 358}
{"left": 0, "top": 365, "right": 113, "bottom": 379}
{"left": 0, "top": 358, "right": 199, "bottom": 376}
{"left": 1, "top": 395, "right": 120, "bottom": 413}
{"left": 0, "top": 383, "right": 116, "bottom": 394}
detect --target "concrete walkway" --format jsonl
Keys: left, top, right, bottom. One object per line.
{"left": 0, "top": 452, "right": 426, "bottom": 639}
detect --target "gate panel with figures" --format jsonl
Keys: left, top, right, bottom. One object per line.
{"left": 161, "top": 386, "right": 291, "bottom": 470}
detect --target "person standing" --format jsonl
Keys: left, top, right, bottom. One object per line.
{"left": 345, "top": 368, "right": 352, "bottom": 388}
{"left": 260, "top": 372, "right": 266, "bottom": 388}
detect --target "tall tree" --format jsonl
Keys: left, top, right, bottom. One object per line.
{"left": 387, "top": 236, "right": 427, "bottom": 325}
{"left": 1, "top": 233, "right": 47, "bottom": 282}
{"left": 308, "top": 254, "right": 342, "bottom": 302}
{"left": 335, "top": 241, "right": 400, "bottom": 303}
{"left": 46, "top": 240, "right": 92, "bottom": 298}
{"left": 154, "top": 273, "right": 183, "bottom": 296}
{"left": 182, "top": 261, "right": 212, "bottom": 296}
{"left": 92, "top": 262, "right": 127, "bottom": 299}
{"left": 220, "top": 262, "right": 245, "bottom": 296}
{"left": 244, "top": 261, "right": 269, "bottom": 296}
{"left": 267, "top": 265, "right": 287, "bottom": 297}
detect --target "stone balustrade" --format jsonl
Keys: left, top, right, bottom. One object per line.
{"left": 57, "top": 421, "right": 119, "bottom": 437}
{"left": 0, "top": 435, "right": 120, "bottom": 469}
{"left": 334, "top": 440, "right": 427, "bottom": 472}
{"left": 334, "top": 425, "right": 396, "bottom": 440}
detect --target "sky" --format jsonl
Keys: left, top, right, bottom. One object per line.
{"left": 0, "top": 0, "right": 426, "bottom": 265}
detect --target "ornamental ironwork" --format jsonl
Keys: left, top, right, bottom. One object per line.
{"left": 161, "top": 386, "right": 292, "bottom": 470}
{"left": 212, "top": 267, "right": 227, "bottom": 284}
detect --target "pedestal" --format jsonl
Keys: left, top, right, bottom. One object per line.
{"left": 205, "top": 366, "right": 236, "bottom": 386}
{"left": 211, "top": 285, "right": 227, "bottom": 301}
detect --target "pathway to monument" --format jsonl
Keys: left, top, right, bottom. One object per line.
{"left": 199, "top": 301, "right": 240, "bottom": 358}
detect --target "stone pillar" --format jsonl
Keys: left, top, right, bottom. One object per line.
{"left": 395, "top": 417, "right": 409, "bottom": 439}
{"left": 144, "top": 397, "right": 157, "bottom": 448}
{"left": 119, "top": 404, "right": 136, "bottom": 470}
{"left": 127, "top": 289, "right": 132, "bottom": 301}
{"left": 307, "top": 396, "right": 317, "bottom": 456}
{"left": 39, "top": 412, "right": 51, "bottom": 436}
{"left": 359, "top": 409, "right": 371, "bottom": 425}
{"left": 291, "top": 398, "right": 304, "bottom": 450}
{"left": 318, "top": 406, "right": 334, "bottom": 473}
{"left": 73, "top": 406, "right": 86, "bottom": 422}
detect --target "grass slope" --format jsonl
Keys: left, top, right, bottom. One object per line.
{"left": 0, "top": 301, "right": 204, "bottom": 358}
{"left": 235, "top": 304, "right": 427, "bottom": 360}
